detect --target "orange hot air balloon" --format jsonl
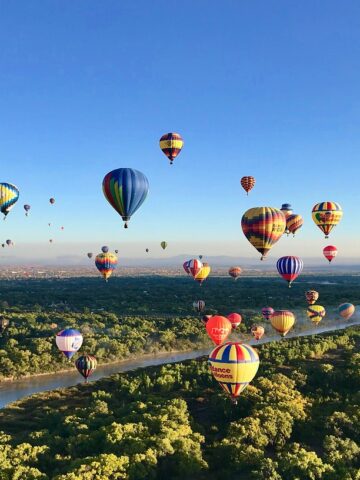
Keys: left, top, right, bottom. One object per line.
{"left": 206, "top": 315, "right": 232, "bottom": 345}
{"left": 240, "top": 176, "right": 255, "bottom": 195}
{"left": 227, "top": 313, "right": 242, "bottom": 328}
{"left": 228, "top": 266, "right": 242, "bottom": 280}
{"left": 251, "top": 325, "right": 265, "bottom": 341}
{"left": 305, "top": 290, "right": 319, "bottom": 305}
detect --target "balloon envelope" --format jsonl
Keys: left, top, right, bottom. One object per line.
{"left": 159, "top": 132, "right": 184, "bottom": 164}
{"left": 193, "top": 300, "right": 205, "bottom": 312}
{"left": 101, "top": 246, "right": 109, "bottom": 253}
{"left": 227, "top": 313, "right": 242, "bottom": 328}
{"left": 195, "top": 263, "right": 211, "bottom": 285}
{"left": 87, "top": 252, "right": 93, "bottom": 259}
{"left": 338, "top": 303, "right": 355, "bottom": 320}
{"left": 228, "top": 266, "right": 242, "bottom": 280}
{"left": 312, "top": 202, "right": 343, "bottom": 238}
{"left": 251, "top": 325, "right": 265, "bottom": 341}
{"left": 56, "top": 329, "right": 83, "bottom": 359}
{"left": 286, "top": 214, "right": 303, "bottom": 236}
{"left": 95, "top": 253, "right": 118, "bottom": 281}
{"left": 189, "top": 259, "right": 203, "bottom": 277}
{"left": 75, "top": 354, "right": 97, "bottom": 380}
{"left": 160, "top": 241, "right": 168, "bottom": 250}
{"left": 276, "top": 256, "right": 303, "bottom": 287}
{"left": 262, "top": 307, "right": 274, "bottom": 320}
{"left": 323, "top": 245, "right": 337, "bottom": 263}
{"left": 206, "top": 315, "right": 232, "bottom": 345}
{"left": 307, "top": 305, "right": 326, "bottom": 324}
{"left": 0, "top": 183, "right": 19, "bottom": 218}
{"left": 270, "top": 310, "right": 295, "bottom": 336}
{"left": 305, "top": 290, "right": 319, "bottom": 305}
{"left": 240, "top": 176, "right": 255, "bottom": 195}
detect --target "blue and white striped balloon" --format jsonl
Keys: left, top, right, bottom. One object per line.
{"left": 56, "top": 329, "right": 83, "bottom": 359}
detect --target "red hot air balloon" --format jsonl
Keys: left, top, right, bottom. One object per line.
{"left": 240, "top": 176, "right": 255, "bottom": 195}
{"left": 183, "top": 260, "right": 191, "bottom": 275}
{"left": 188, "top": 259, "right": 203, "bottom": 278}
{"left": 323, "top": 245, "right": 337, "bottom": 263}
{"left": 227, "top": 313, "right": 242, "bottom": 329}
{"left": 206, "top": 315, "right": 232, "bottom": 345}
{"left": 228, "top": 266, "right": 242, "bottom": 280}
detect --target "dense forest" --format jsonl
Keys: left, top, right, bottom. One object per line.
{"left": 0, "top": 326, "right": 358, "bottom": 479}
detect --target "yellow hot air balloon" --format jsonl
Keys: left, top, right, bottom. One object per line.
{"left": 195, "top": 263, "right": 211, "bottom": 285}
{"left": 307, "top": 305, "right": 326, "bottom": 324}
{"left": 0, "top": 183, "right": 20, "bottom": 219}
{"left": 312, "top": 202, "right": 343, "bottom": 238}
{"left": 270, "top": 310, "right": 295, "bottom": 337}
{"left": 241, "top": 207, "right": 286, "bottom": 260}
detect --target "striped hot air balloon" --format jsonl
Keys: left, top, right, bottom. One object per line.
{"left": 270, "top": 310, "right": 295, "bottom": 337}
{"left": 195, "top": 263, "right": 211, "bottom": 285}
{"left": 0, "top": 183, "right": 19, "bottom": 219}
{"left": 188, "top": 259, "right": 203, "bottom": 278}
{"left": 227, "top": 313, "right": 242, "bottom": 329}
{"left": 305, "top": 290, "right": 319, "bottom": 305}
{"left": 307, "top": 305, "right": 326, "bottom": 325}
{"left": 251, "top": 325, "right": 265, "bottom": 341}
{"left": 312, "top": 202, "right": 343, "bottom": 238}
{"left": 323, "top": 245, "right": 338, "bottom": 263}
{"left": 193, "top": 300, "right": 205, "bottom": 313}
{"left": 261, "top": 307, "right": 274, "bottom": 321}
{"left": 183, "top": 260, "right": 191, "bottom": 275}
{"left": 338, "top": 303, "right": 355, "bottom": 320}
{"left": 286, "top": 214, "right": 304, "bottom": 236}
{"left": 56, "top": 329, "right": 83, "bottom": 359}
{"left": 228, "top": 266, "right": 242, "bottom": 280}
{"left": 280, "top": 203, "right": 293, "bottom": 218}
{"left": 276, "top": 256, "right": 304, "bottom": 287}
{"left": 95, "top": 252, "right": 118, "bottom": 281}
{"left": 159, "top": 132, "right": 184, "bottom": 165}
{"left": 241, "top": 207, "right": 286, "bottom": 260}
{"left": 208, "top": 342, "right": 260, "bottom": 403}
{"left": 240, "top": 176, "right": 255, "bottom": 195}
{"left": 75, "top": 354, "right": 97, "bottom": 382}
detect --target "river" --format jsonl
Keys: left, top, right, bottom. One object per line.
{"left": 0, "top": 317, "right": 359, "bottom": 409}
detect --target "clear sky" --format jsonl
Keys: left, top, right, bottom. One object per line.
{"left": 0, "top": 0, "right": 359, "bottom": 264}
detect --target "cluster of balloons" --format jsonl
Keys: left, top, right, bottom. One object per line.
{"left": 183, "top": 258, "right": 211, "bottom": 285}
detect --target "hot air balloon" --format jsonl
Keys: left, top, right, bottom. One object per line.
{"left": 307, "top": 305, "right": 326, "bottom": 325}
{"left": 23, "top": 204, "right": 31, "bottom": 216}
{"left": 228, "top": 266, "right": 242, "bottom": 280}
{"left": 280, "top": 203, "right": 293, "bottom": 218}
{"left": 48, "top": 223, "right": 51, "bottom": 227}
{"left": 146, "top": 248, "right": 149, "bottom": 253}
{"left": 61, "top": 226, "right": 64, "bottom": 230}
{"left": 206, "top": 315, "right": 232, "bottom": 345}
{"left": 0, "top": 317, "right": 9, "bottom": 334}
{"left": 193, "top": 300, "right": 205, "bottom": 313}
{"left": 305, "top": 290, "right": 319, "bottom": 305}
{"left": 241, "top": 207, "right": 286, "bottom": 259}
{"left": 227, "top": 313, "right": 242, "bottom": 329}
{"left": 160, "top": 241, "right": 168, "bottom": 250}
{"left": 276, "top": 256, "right": 304, "bottom": 287}
{"left": 262, "top": 307, "right": 274, "bottom": 321}
{"left": 56, "top": 329, "right": 83, "bottom": 359}
{"left": 95, "top": 252, "right": 118, "bottom": 281}
{"left": 6, "top": 239, "right": 12, "bottom": 246}
{"left": 183, "top": 260, "right": 190, "bottom": 275}
{"left": 240, "top": 176, "right": 255, "bottom": 195}
{"left": 49, "top": 198, "right": 55, "bottom": 204}
{"left": 195, "top": 263, "right": 211, "bottom": 285}
{"left": 49, "top": 239, "right": 53, "bottom": 243}
{"left": 251, "top": 325, "right": 265, "bottom": 341}
{"left": 323, "top": 245, "right": 337, "bottom": 263}
{"left": 1, "top": 244, "right": 4, "bottom": 248}
{"left": 338, "top": 303, "right": 355, "bottom": 320}
{"left": 286, "top": 214, "right": 303, "bottom": 236}
{"left": 0, "top": 183, "right": 19, "bottom": 219}
{"left": 101, "top": 246, "right": 109, "bottom": 253}
{"left": 114, "top": 249, "right": 118, "bottom": 254}
{"left": 208, "top": 342, "right": 259, "bottom": 403}
{"left": 270, "top": 310, "right": 295, "bottom": 337}
{"left": 189, "top": 259, "right": 203, "bottom": 277}
{"left": 87, "top": 252, "right": 93, "bottom": 259}
{"left": 159, "top": 132, "right": 184, "bottom": 165}
{"left": 199, "top": 255, "right": 203, "bottom": 260}
{"left": 202, "top": 315, "right": 212, "bottom": 324}
{"left": 75, "top": 354, "right": 97, "bottom": 382}
{"left": 102, "top": 168, "right": 149, "bottom": 228}
{"left": 312, "top": 202, "right": 343, "bottom": 238}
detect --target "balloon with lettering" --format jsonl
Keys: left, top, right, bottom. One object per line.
{"left": 206, "top": 315, "right": 232, "bottom": 345}
{"left": 56, "top": 329, "right": 83, "bottom": 359}
{"left": 312, "top": 202, "right": 343, "bottom": 238}
{"left": 323, "top": 245, "right": 337, "bottom": 263}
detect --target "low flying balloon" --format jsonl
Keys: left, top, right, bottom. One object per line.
{"left": 323, "top": 245, "right": 337, "bottom": 263}
{"left": 251, "top": 325, "right": 265, "bottom": 341}
{"left": 102, "top": 168, "right": 149, "bottom": 228}
{"left": 228, "top": 266, "right": 242, "bottom": 280}
{"left": 305, "top": 290, "right": 319, "bottom": 305}
{"left": 193, "top": 300, "right": 205, "bottom": 313}
{"left": 0, "top": 183, "right": 19, "bottom": 219}
{"left": 227, "top": 313, "right": 242, "bottom": 329}
{"left": 195, "top": 263, "right": 211, "bottom": 285}
{"left": 0, "top": 317, "right": 9, "bottom": 334}
{"left": 312, "top": 202, "right": 343, "bottom": 238}
{"left": 189, "top": 259, "right": 203, "bottom": 277}
{"left": 240, "top": 176, "right": 255, "bottom": 195}
{"left": 56, "top": 329, "right": 83, "bottom": 359}
{"left": 183, "top": 260, "right": 191, "bottom": 275}
{"left": 24, "top": 204, "right": 31, "bottom": 216}
{"left": 101, "top": 246, "right": 109, "bottom": 253}
{"left": 206, "top": 315, "right": 232, "bottom": 345}
{"left": 202, "top": 315, "right": 212, "bottom": 324}
{"left": 75, "top": 354, "right": 97, "bottom": 382}
{"left": 338, "top": 303, "right": 355, "bottom": 320}
{"left": 95, "top": 252, "right": 118, "bottom": 281}
{"left": 270, "top": 310, "right": 295, "bottom": 337}
{"left": 307, "top": 305, "right": 326, "bottom": 325}
{"left": 209, "top": 342, "right": 259, "bottom": 403}
{"left": 286, "top": 214, "right": 303, "bottom": 236}
{"left": 159, "top": 132, "right": 184, "bottom": 165}
{"left": 49, "top": 198, "right": 55, "bottom": 204}
{"left": 87, "top": 252, "right": 93, "bottom": 259}
{"left": 160, "top": 241, "right": 168, "bottom": 250}
{"left": 276, "top": 256, "right": 303, "bottom": 287}
{"left": 241, "top": 207, "right": 286, "bottom": 259}
{"left": 262, "top": 307, "right": 274, "bottom": 321}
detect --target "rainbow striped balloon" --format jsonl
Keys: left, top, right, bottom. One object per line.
{"left": 286, "top": 214, "right": 304, "bottom": 236}
{"left": 95, "top": 253, "right": 118, "bottom": 281}
{"left": 75, "top": 354, "right": 97, "bottom": 381}
{"left": 312, "top": 202, "right": 343, "bottom": 238}
{"left": 159, "top": 132, "right": 184, "bottom": 165}
{"left": 307, "top": 305, "right": 326, "bottom": 324}
{"left": 338, "top": 303, "right": 355, "bottom": 320}
{"left": 0, "top": 183, "right": 19, "bottom": 218}
{"left": 209, "top": 342, "right": 259, "bottom": 401}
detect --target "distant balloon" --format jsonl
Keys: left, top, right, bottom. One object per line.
{"left": 199, "top": 255, "right": 203, "bottom": 260}
{"left": 0, "top": 317, "right": 9, "bottom": 334}
{"left": 101, "top": 246, "right": 109, "bottom": 253}
{"left": 49, "top": 239, "right": 53, "bottom": 243}
{"left": 1, "top": 244, "right": 4, "bottom": 248}
{"left": 307, "top": 305, "right": 326, "bottom": 325}
{"left": 160, "top": 241, "right": 168, "bottom": 250}
{"left": 227, "top": 313, "right": 242, "bottom": 329}
{"left": 159, "top": 132, "right": 184, "bottom": 165}
{"left": 183, "top": 260, "right": 191, "bottom": 275}
{"left": 261, "top": 307, "right": 274, "bottom": 321}
{"left": 270, "top": 310, "right": 295, "bottom": 337}
{"left": 189, "top": 259, "right": 203, "bottom": 278}
{"left": 202, "top": 314, "right": 212, "bottom": 324}
{"left": 48, "top": 223, "right": 51, "bottom": 227}
{"left": 312, "top": 202, "right": 343, "bottom": 238}
{"left": 0, "top": 183, "right": 19, "bottom": 219}
{"left": 49, "top": 198, "right": 55, "bottom": 204}
{"left": 95, "top": 252, "right": 118, "bottom": 281}
{"left": 286, "top": 214, "right": 303, "bottom": 236}
{"left": 305, "top": 290, "right": 319, "bottom": 305}
{"left": 61, "top": 226, "right": 64, "bottom": 230}
{"left": 280, "top": 203, "right": 293, "bottom": 218}
{"left": 146, "top": 248, "right": 149, "bottom": 253}
{"left": 56, "top": 329, "right": 83, "bottom": 359}
{"left": 24, "top": 204, "right": 31, "bottom": 216}
{"left": 251, "top": 325, "right": 265, "bottom": 341}
{"left": 240, "top": 176, "right": 256, "bottom": 195}
{"left": 75, "top": 354, "right": 97, "bottom": 382}
{"left": 206, "top": 315, "right": 232, "bottom": 345}
{"left": 102, "top": 168, "right": 149, "bottom": 228}
{"left": 193, "top": 300, "right": 205, "bottom": 313}
{"left": 338, "top": 303, "right": 355, "bottom": 320}
{"left": 195, "top": 263, "right": 211, "bottom": 285}
{"left": 87, "top": 252, "right": 93, "bottom": 259}
{"left": 276, "top": 256, "right": 303, "bottom": 287}
{"left": 323, "top": 245, "right": 338, "bottom": 263}
{"left": 115, "top": 249, "right": 118, "bottom": 254}
{"left": 228, "top": 266, "right": 242, "bottom": 280}
{"left": 6, "top": 239, "right": 12, "bottom": 246}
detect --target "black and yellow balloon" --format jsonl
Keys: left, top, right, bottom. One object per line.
{"left": 0, "top": 183, "right": 19, "bottom": 218}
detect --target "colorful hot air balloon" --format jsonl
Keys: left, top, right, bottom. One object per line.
{"left": 323, "top": 245, "right": 338, "bottom": 263}
{"left": 160, "top": 241, "right": 168, "bottom": 250}
{"left": 95, "top": 252, "right": 118, "bottom": 281}
{"left": 159, "top": 132, "right": 184, "bottom": 165}
{"left": 206, "top": 315, "right": 232, "bottom": 345}
{"left": 102, "top": 168, "right": 149, "bottom": 228}
{"left": 251, "top": 325, "right": 265, "bottom": 341}
{"left": 286, "top": 214, "right": 303, "bottom": 236}
{"left": 305, "top": 290, "right": 319, "bottom": 305}
{"left": 241, "top": 207, "right": 286, "bottom": 260}
{"left": 56, "top": 329, "right": 83, "bottom": 359}
{"left": 101, "top": 246, "right": 109, "bottom": 253}
{"left": 0, "top": 183, "right": 19, "bottom": 219}
{"left": 227, "top": 313, "right": 242, "bottom": 329}
{"left": 276, "top": 256, "right": 304, "bottom": 287}
{"left": 23, "top": 204, "right": 31, "bottom": 216}
{"left": 307, "top": 305, "right": 326, "bottom": 325}
{"left": 280, "top": 203, "right": 293, "bottom": 218}
{"left": 0, "top": 317, "right": 9, "bottom": 334}
{"left": 75, "top": 354, "right": 97, "bottom": 382}
{"left": 312, "top": 202, "right": 343, "bottom": 238}
{"left": 87, "top": 252, "right": 93, "bottom": 259}
{"left": 208, "top": 342, "right": 259, "bottom": 403}
{"left": 195, "top": 263, "right": 211, "bottom": 285}
{"left": 262, "top": 307, "right": 274, "bottom": 321}
{"left": 270, "top": 310, "right": 295, "bottom": 337}
{"left": 228, "top": 266, "right": 242, "bottom": 280}
{"left": 189, "top": 259, "right": 203, "bottom": 277}
{"left": 240, "top": 176, "right": 256, "bottom": 195}
{"left": 183, "top": 260, "right": 191, "bottom": 275}
{"left": 193, "top": 300, "right": 205, "bottom": 312}
{"left": 49, "top": 198, "right": 55, "bottom": 204}
{"left": 338, "top": 303, "right": 355, "bottom": 320}
{"left": 202, "top": 314, "right": 212, "bottom": 324}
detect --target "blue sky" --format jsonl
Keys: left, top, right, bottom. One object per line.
{"left": 0, "top": 0, "right": 359, "bottom": 263}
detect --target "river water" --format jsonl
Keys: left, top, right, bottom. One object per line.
{"left": 0, "top": 318, "right": 359, "bottom": 409}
